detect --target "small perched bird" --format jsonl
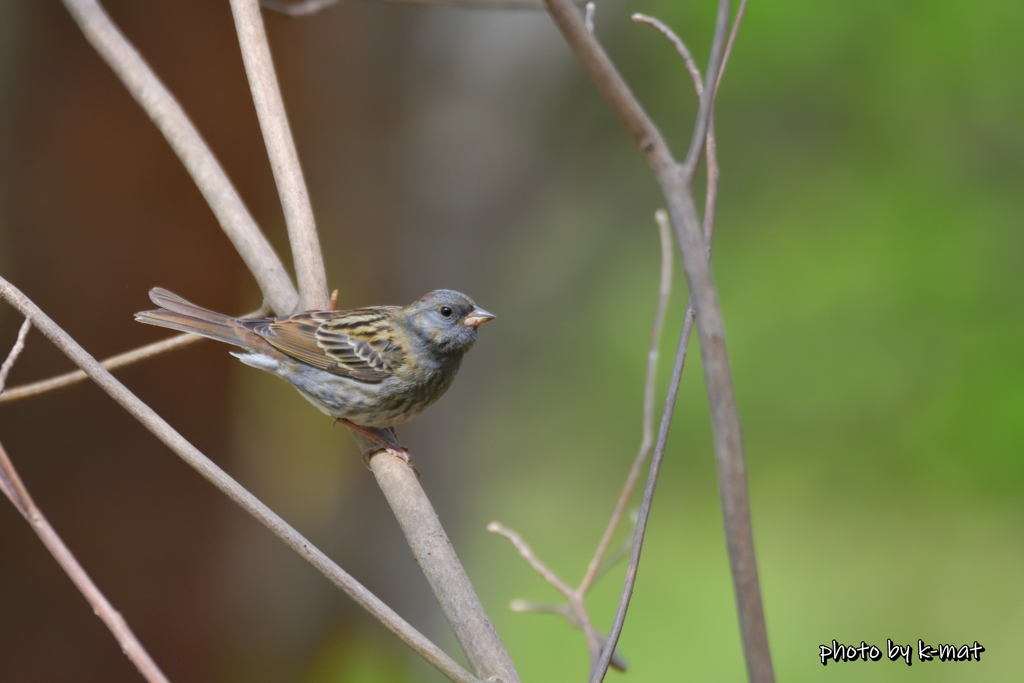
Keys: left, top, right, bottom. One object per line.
{"left": 136, "top": 288, "right": 494, "bottom": 465}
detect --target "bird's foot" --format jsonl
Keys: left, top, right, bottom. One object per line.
{"left": 360, "top": 444, "right": 418, "bottom": 478}
{"left": 340, "top": 419, "right": 419, "bottom": 477}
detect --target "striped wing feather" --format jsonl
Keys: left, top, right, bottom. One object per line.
{"left": 239, "top": 308, "right": 406, "bottom": 383}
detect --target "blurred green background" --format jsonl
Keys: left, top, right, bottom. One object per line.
{"left": 0, "top": 0, "right": 1021, "bottom": 681}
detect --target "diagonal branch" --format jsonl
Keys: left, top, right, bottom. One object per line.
{"left": 0, "top": 276, "right": 480, "bottom": 683}
{"left": 2, "top": 325, "right": 168, "bottom": 682}
{"left": 61, "top": 0, "right": 298, "bottom": 315}
{"left": 579, "top": 210, "right": 672, "bottom": 596}
{"left": 0, "top": 439, "right": 170, "bottom": 683}
{"left": 489, "top": 211, "right": 673, "bottom": 675}
{"left": 367, "top": 453, "right": 520, "bottom": 683}
{"left": 631, "top": 15, "right": 702, "bottom": 93}
{"left": 0, "top": 332, "right": 198, "bottom": 404}
{"left": 539, "top": 2, "right": 773, "bottom": 682}
{"left": 259, "top": 0, "right": 587, "bottom": 15}
{"left": 0, "top": 310, "right": 260, "bottom": 405}
{"left": 0, "top": 318, "right": 31, "bottom": 392}
{"left": 488, "top": 523, "right": 576, "bottom": 600}
{"left": 229, "top": 0, "right": 329, "bottom": 311}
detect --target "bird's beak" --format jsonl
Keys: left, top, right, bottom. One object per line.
{"left": 462, "top": 307, "right": 496, "bottom": 327}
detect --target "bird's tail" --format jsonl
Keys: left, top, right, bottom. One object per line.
{"left": 135, "top": 288, "right": 251, "bottom": 348}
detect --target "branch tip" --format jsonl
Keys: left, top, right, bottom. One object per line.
{"left": 0, "top": 318, "right": 32, "bottom": 394}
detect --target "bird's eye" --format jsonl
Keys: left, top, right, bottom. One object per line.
{"left": 439, "top": 306, "right": 453, "bottom": 318}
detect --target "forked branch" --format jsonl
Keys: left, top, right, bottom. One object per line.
{"left": 61, "top": 0, "right": 298, "bottom": 315}
{"left": 229, "top": 0, "right": 329, "bottom": 310}
{"left": 490, "top": 211, "right": 672, "bottom": 674}
{"left": 0, "top": 318, "right": 31, "bottom": 391}
{"left": 537, "top": 2, "right": 774, "bottom": 682}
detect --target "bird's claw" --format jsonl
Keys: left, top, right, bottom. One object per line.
{"left": 361, "top": 444, "right": 419, "bottom": 478}
{"left": 339, "top": 418, "right": 418, "bottom": 477}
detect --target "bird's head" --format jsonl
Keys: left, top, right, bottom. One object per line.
{"left": 407, "top": 289, "right": 495, "bottom": 355}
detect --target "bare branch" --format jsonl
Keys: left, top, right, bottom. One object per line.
{"left": 491, "top": 212, "right": 671, "bottom": 674}
{"left": 539, "top": 1, "right": 773, "bottom": 681}
{"left": 0, "top": 277, "right": 479, "bottom": 683}
{"left": 579, "top": 211, "right": 672, "bottom": 595}
{"left": 0, "top": 308, "right": 268, "bottom": 405}
{"left": 229, "top": 0, "right": 329, "bottom": 311}
{"left": 541, "top": 0, "right": 676, "bottom": 175}
{"left": 679, "top": 0, "right": 732, "bottom": 179}
{"left": 632, "top": 5, "right": 747, "bottom": 241}
{"left": 509, "top": 599, "right": 579, "bottom": 625}
{"left": 1, "top": 332, "right": 197, "bottom": 404}
{"left": 60, "top": 0, "right": 298, "bottom": 315}
{"left": 720, "top": 0, "right": 749, "bottom": 91}
{"left": 0, "top": 440, "right": 170, "bottom": 683}
{"left": 261, "top": 0, "right": 339, "bottom": 14}
{"left": 488, "top": 520, "right": 603, "bottom": 667}
{"left": 631, "top": 15, "right": 702, "bottom": 94}
{"left": 368, "top": 454, "right": 520, "bottom": 683}
{"left": 0, "top": 318, "right": 31, "bottom": 394}
{"left": 508, "top": 600, "right": 628, "bottom": 672}
{"left": 260, "top": 0, "right": 586, "bottom": 14}
{"left": 488, "top": 522, "right": 575, "bottom": 600}
{"left": 591, "top": 510, "right": 637, "bottom": 584}
{"left": 630, "top": 15, "right": 726, "bottom": 241}
{"left": 593, "top": 303, "right": 693, "bottom": 683}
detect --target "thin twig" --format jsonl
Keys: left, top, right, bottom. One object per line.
{"left": 0, "top": 332, "right": 197, "bottom": 404}
{"left": 60, "top": 0, "right": 298, "bottom": 315}
{"left": 595, "top": 303, "right": 694, "bottom": 683}
{"left": 229, "top": 0, "right": 329, "bottom": 311}
{"left": 591, "top": 511, "right": 637, "bottom": 584}
{"left": 0, "top": 277, "right": 479, "bottom": 683}
{"left": 259, "top": 0, "right": 586, "bottom": 14}
{"left": 720, "top": 0, "right": 749, "bottom": 91}
{"left": 633, "top": 14, "right": 724, "bottom": 239}
{"left": 0, "top": 318, "right": 31, "bottom": 393}
{"left": 584, "top": 2, "right": 595, "bottom": 34}
{"left": 488, "top": 522, "right": 575, "bottom": 599}
{"left": 632, "top": 6, "right": 747, "bottom": 243}
{"left": 490, "top": 213, "right": 673, "bottom": 674}
{"left": 508, "top": 600, "right": 629, "bottom": 672}
{"left": 509, "top": 600, "right": 579, "bottom": 625}
{"left": 579, "top": 210, "right": 672, "bottom": 595}
{"left": 631, "top": 14, "right": 702, "bottom": 93}
{"left": 679, "top": 0, "right": 731, "bottom": 179}
{"left": 488, "top": 521, "right": 604, "bottom": 670}
{"left": 0, "top": 309, "right": 265, "bottom": 405}
{"left": 260, "top": 0, "right": 338, "bottom": 14}
{"left": 538, "top": 1, "right": 773, "bottom": 681}
{"left": 0, "top": 440, "right": 170, "bottom": 683}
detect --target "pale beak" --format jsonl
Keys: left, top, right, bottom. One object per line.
{"left": 462, "top": 306, "right": 496, "bottom": 327}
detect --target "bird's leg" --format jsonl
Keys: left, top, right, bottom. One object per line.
{"left": 340, "top": 418, "right": 418, "bottom": 476}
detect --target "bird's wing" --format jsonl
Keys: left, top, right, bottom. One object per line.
{"left": 239, "top": 308, "right": 406, "bottom": 383}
